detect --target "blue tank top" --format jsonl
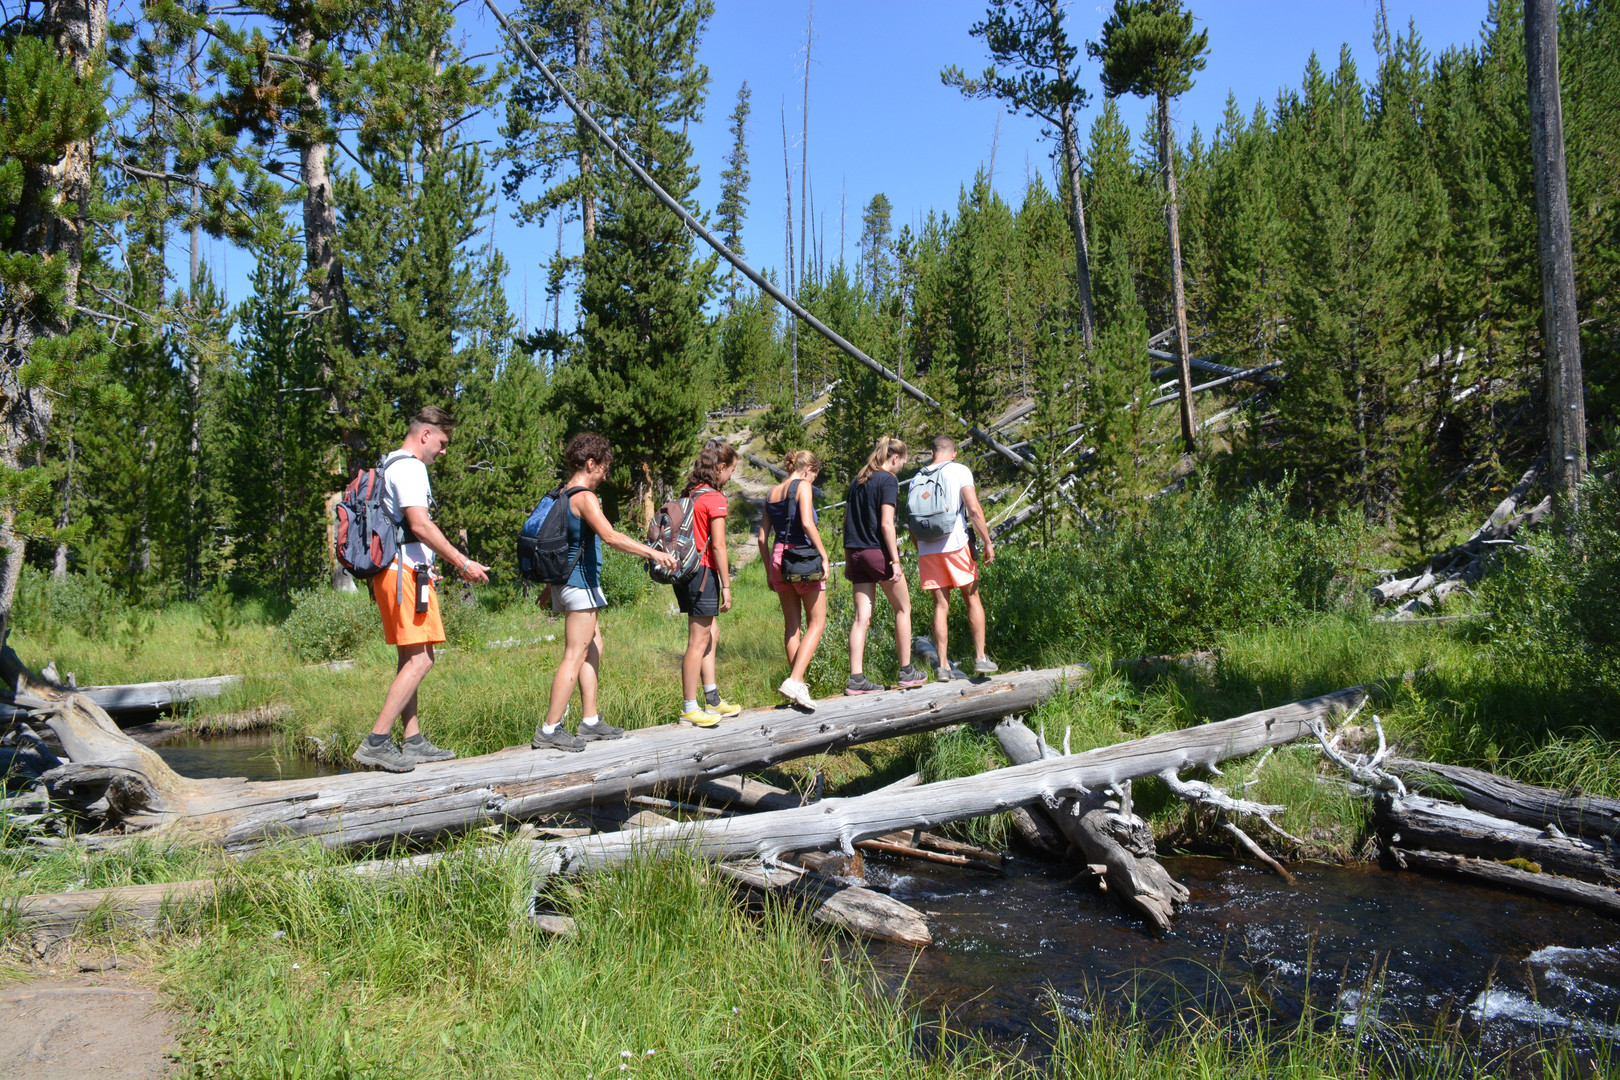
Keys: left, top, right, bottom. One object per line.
{"left": 766, "top": 480, "right": 814, "bottom": 546}
{"left": 564, "top": 491, "right": 602, "bottom": 589}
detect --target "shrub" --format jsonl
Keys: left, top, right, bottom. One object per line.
{"left": 438, "top": 583, "right": 490, "bottom": 651}
{"left": 599, "top": 547, "right": 651, "bottom": 608}
{"left": 980, "top": 481, "right": 1363, "bottom": 665}
{"left": 277, "top": 587, "right": 375, "bottom": 663}
{"left": 12, "top": 566, "right": 120, "bottom": 643}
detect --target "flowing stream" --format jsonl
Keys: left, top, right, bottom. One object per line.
{"left": 864, "top": 855, "right": 1620, "bottom": 1063}
{"left": 153, "top": 736, "right": 1620, "bottom": 1061}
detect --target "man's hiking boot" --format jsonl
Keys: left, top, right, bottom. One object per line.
{"left": 895, "top": 664, "right": 928, "bottom": 688}
{"left": 704, "top": 692, "right": 742, "bottom": 717}
{"left": 973, "top": 657, "right": 999, "bottom": 676}
{"left": 937, "top": 661, "right": 969, "bottom": 682}
{"left": 844, "top": 673, "right": 885, "bottom": 696}
{"left": 353, "top": 738, "right": 415, "bottom": 773}
{"left": 681, "top": 707, "right": 720, "bottom": 728}
{"left": 777, "top": 678, "right": 816, "bottom": 711}
{"left": 577, "top": 719, "right": 626, "bottom": 741}
{"left": 402, "top": 734, "right": 456, "bottom": 763}
{"left": 531, "top": 725, "right": 587, "bottom": 752}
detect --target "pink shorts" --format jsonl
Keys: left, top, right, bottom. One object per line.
{"left": 768, "top": 541, "right": 826, "bottom": 597}
{"left": 919, "top": 548, "right": 978, "bottom": 591}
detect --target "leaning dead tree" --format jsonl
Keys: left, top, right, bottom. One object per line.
{"left": 1371, "top": 458, "right": 1550, "bottom": 618}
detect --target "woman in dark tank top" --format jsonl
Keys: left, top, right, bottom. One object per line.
{"left": 757, "top": 449, "right": 829, "bottom": 711}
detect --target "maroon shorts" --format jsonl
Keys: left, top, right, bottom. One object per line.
{"left": 844, "top": 548, "right": 892, "bottom": 584}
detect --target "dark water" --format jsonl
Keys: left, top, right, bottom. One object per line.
{"left": 155, "top": 731, "right": 341, "bottom": 782}
{"left": 865, "top": 855, "right": 1620, "bottom": 1059}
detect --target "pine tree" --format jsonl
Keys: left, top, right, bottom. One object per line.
{"left": 858, "top": 193, "right": 894, "bottom": 300}
{"left": 942, "top": 0, "right": 1099, "bottom": 351}
{"left": 551, "top": 0, "right": 717, "bottom": 519}
{"left": 716, "top": 80, "right": 752, "bottom": 310}
{"left": 1091, "top": 0, "right": 1210, "bottom": 454}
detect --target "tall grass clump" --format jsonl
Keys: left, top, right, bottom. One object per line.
{"left": 276, "top": 587, "right": 375, "bottom": 663}
{"left": 980, "top": 483, "right": 1367, "bottom": 666}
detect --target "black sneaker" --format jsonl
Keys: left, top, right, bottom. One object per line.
{"left": 352, "top": 738, "right": 415, "bottom": 773}
{"left": 531, "top": 725, "right": 587, "bottom": 752}
{"left": 844, "top": 673, "right": 886, "bottom": 695}
{"left": 402, "top": 735, "right": 457, "bottom": 763}
{"left": 895, "top": 664, "right": 928, "bottom": 688}
{"left": 577, "top": 720, "right": 626, "bottom": 741}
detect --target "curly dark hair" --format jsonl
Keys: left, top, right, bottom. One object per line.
{"left": 685, "top": 440, "right": 738, "bottom": 494}
{"left": 564, "top": 432, "right": 612, "bottom": 475}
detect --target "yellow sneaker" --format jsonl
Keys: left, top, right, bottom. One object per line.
{"left": 680, "top": 707, "right": 720, "bottom": 728}
{"left": 704, "top": 697, "right": 742, "bottom": 717}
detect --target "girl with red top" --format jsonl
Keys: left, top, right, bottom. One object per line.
{"left": 677, "top": 440, "right": 740, "bottom": 726}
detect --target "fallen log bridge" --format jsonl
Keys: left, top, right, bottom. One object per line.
{"left": 536, "top": 682, "right": 1374, "bottom": 877}
{"left": 18, "top": 655, "right": 1092, "bottom": 851}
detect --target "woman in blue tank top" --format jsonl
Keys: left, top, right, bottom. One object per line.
{"left": 756, "top": 449, "right": 829, "bottom": 712}
{"left": 532, "top": 433, "right": 676, "bottom": 753}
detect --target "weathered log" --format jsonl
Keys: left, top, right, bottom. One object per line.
{"left": 1148, "top": 350, "right": 1284, "bottom": 389}
{"left": 538, "top": 681, "right": 1374, "bottom": 879}
{"left": 993, "top": 716, "right": 1187, "bottom": 931}
{"left": 19, "top": 646, "right": 1091, "bottom": 849}
{"left": 7, "top": 879, "right": 217, "bottom": 950}
{"left": 1376, "top": 793, "right": 1618, "bottom": 884}
{"left": 853, "top": 837, "right": 1001, "bottom": 874}
{"left": 1008, "top": 806, "right": 1067, "bottom": 858}
{"left": 1390, "top": 759, "right": 1620, "bottom": 842}
{"left": 680, "top": 774, "right": 811, "bottom": 813}
{"left": 717, "top": 859, "right": 931, "bottom": 947}
{"left": 1393, "top": 848, "right": 1620, "bottom": 920}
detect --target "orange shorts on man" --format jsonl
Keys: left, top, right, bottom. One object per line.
{"left": 913, "top": 435, "right": 998, "bottom": 682}
{"left": 352, "top": 405, "right": 489, "bottom": 774}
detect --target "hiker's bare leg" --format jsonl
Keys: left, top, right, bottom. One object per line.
{"left": 788, "top": 591, "right": 827, "bottom": 684}
{"left": 578, "top": 622, "right": 603, "bottom": 717}
{"left": 931, "top": 587, "right": 951, "bottom": 667}
{"left": 963, "top": 579, "right": 987, "bottom": 661}
{"left": 778, "top": 589, "right": 803, "bottom": 669}
{"left": 849, "top": 583, "right": 875, "bottom": 675}
{"left": 879, "top": 575, "right": 912, "bottom": 667}
{"left": 545, "top": 609, "right": 599, "bottom": 727}
{"left": 682, "top": 615, "right": 715, "bottom": 701}
{"left": 373, "top": 643, "right": 434, "bottom": 737}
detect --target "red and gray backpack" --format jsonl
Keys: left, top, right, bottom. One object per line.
{"left": 645, "top": 485, "right": 713, "bottom": 586}
{"left": 334, "top": 451, "right": 414, "bottom": 599}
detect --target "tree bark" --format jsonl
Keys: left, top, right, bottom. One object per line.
{"left": 1376, "top": 792, "right": 1618, "bottom": 885}
{"left": 1524, "top": 0, "right": 1586, "bottom": 507}
{"left": 573, "top": 10, "right": 595, "bottom": 241}
{"left": 1391, "top": 759, "right": 1620, "bottom": 843}
{"left": 1391, "top": 848, "right": 1620, "bottom": 920}
{"left": 0, "top": 0, "right": 107, "bottom": 625}
{"left": 1058, "top": 97, "right": 1097, "bottom": 354}
{"left": 1158, "top": 88, "right": 1196, "bottom": 454}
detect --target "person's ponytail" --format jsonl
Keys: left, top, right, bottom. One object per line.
{"left": 856, "top": 436, "right": 907, "bottom": 484}
{"left": 782, "top": 449, "right": 822, "bottom": 477}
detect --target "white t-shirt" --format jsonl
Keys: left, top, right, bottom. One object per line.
{"left": 381, "top": 453, "right": 433, "bottom": 569}
{"left": 916, "top": 460, "right": 976, "bottom": 556}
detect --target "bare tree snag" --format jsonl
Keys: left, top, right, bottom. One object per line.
{"left": 993, "top": 717, "right": 1186, "bottom": 931}
{"left": 1524, "top": 0, "right": 1587, "bottom": 504}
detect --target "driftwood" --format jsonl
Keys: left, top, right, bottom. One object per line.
{"left": 1391, "top": 759, "right": 1620, "bottom": 843}
{"left": 1390, "top": 848, "right": 1620, "bottom": 920}
{"left": 1375, "top": 792, "right": 1618, "bottom": 885}
{"left": 536, "top": 682, "right": 1374, "bottom": 880}
{"left": 10, "top": 644, "right": 1090, "bottom": 850}
{"left": 992, "top": 717, "right": 1188, "bottom": 931}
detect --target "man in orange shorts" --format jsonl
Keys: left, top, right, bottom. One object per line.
{"left": 914, "top": 435, "right": 996, "bottom": 681}
{"left": 354, "top": 405, "right": 489, "bottom": 773}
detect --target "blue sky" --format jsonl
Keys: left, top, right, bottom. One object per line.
{"left": 200, "top": 1, "right": 1499, "bottom": 332}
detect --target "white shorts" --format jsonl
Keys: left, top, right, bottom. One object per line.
{"left": 552, "top": 583, "right": 608, "bottom": 613}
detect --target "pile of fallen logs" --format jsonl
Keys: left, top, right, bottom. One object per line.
{"left": 1371, "top": 458, "right": 1551, "bottom": 620}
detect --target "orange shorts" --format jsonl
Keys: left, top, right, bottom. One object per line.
{"left": 919, "top": 548, "right": 979, "bottom": 591}
{"left": 370, "top": 565, "right": 445, "bottom": 646}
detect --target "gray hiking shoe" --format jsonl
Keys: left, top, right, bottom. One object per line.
{"left": 845, "top": 673, "right": 886, "bottom": 696}
{"left": 402, "top": 735, "right": 457, "bottom": 763}
{"left": 937, "top": 661, "right": 969, "bottom": 682}
{"left": 973, "top": 656, "right": 999, "bottom": 675}
{"left": 352, "top": 738, "right": 415, "bottom": 773}
{"left": 531, "top": 725, "right": 588, "bottom": 752}
{"left": 577, "top": 719, "right": 626, "bottom": 741}
{"left": 895, "top": 664, "right": 928, "bottom": 688}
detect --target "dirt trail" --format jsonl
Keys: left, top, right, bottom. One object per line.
{"left": 1, "top": 960, "right": 176, "bottom": 1079}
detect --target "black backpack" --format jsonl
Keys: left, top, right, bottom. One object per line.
{"left": 517, "top": 485, "right": 589, "bottom": 585}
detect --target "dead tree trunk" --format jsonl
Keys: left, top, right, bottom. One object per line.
{"left": 538, "top": 682, "right": 1373, "bottom": 877}
{"left": 1391, "top": 759, "right": 1620, "bottom": 843}
{"left": 1376, "top": 793, "right": 1618, "bottom": 885}
{"left": 1158, "top": 87, "right": 1196, "bottom": 455}
{"left": 1524, "top": 0, "right": 1587, "bottom": 504}
{"left": 992, "top": 717, "right": 1187, "bottom": 932}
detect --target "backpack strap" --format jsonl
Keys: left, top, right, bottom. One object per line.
{"left": 785, "top": 479, "right": 802, "bottom": 539}
{"left": 559, "top": 485, "right": 591, "bottom": 584}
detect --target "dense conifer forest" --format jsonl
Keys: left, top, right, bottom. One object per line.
{"left": 1, "top": 0, "right": 1615, "bottom": 606}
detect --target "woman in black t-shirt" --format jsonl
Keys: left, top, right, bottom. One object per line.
{"left": 842, "top": 437, "right": 927, "bottom": 693}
